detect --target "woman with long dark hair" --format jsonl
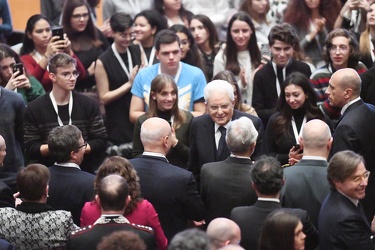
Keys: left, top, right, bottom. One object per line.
{"left": 259, "top": 210, "right": 306, "bottom": 250}
{"left": 213, "top": 11, "right": 261, "bottom": 105}
{"left": 154, "top": 0, "right": 192, "bottom": 27}
{"left": 20, "top": 14, "right": 86, "bottom": 92}
{"left": 61, "top": 0, "right": 109, "bottom": 91}
{"left": 133, "top": 10, "right": 167, "bottom": 66}
{"left": 169, "top": 24, "right": 206, "bottom": 77}
{"left": 265, "top": 72, "right": 330, "bottom": 165}
{"left": 132, "top": 74, "right": 193, "bottom": 168}
{"left": 190, "top": 14, "right": 220, "bottom": 80}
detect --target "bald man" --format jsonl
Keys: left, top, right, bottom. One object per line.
{"left": 206, "top": 218, "right": 241, "bottom": 250}
{"left": 130, "top": 117, "right": 205, "bottom": 241}
{"left": 326, "top": 68, "right": 375, "bottom": 222}
{"left": 0, "top": 135, "right": 14, "bottom": 208}
{"left": 281, "top": 119, "right": 332, "bottom": 228}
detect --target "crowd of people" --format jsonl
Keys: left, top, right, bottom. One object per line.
{"left": 1, "top": 0, "right": 375, "bottom": 249}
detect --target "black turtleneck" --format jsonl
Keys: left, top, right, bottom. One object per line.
{"left": 158, "top": 109, "right": 172, "bottom": 124}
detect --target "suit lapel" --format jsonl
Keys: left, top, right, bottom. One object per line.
{"left": 336, "top": 100, "right": 364, "bottom": 127}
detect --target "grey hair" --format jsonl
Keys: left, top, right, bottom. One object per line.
{"left": 204, "top": 80, "right": 235, "bottom": 103}
{"left": 226, "top": 117, "right": 258, "bottom": 155}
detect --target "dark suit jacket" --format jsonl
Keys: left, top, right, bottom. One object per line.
{"left": 330, "top": 99, "right": 375, "bottom": 221}
{"left": 252, "top": 60, "right": 311, "bottom": 127}
{"left": 230, "top": 200, "right": 319, "bottom": 250}
{"left": 281, "top": 158, "right": 330, "bottom": 228}
{"left": 0, "top": 180, "right": 14, "bottom": 208}
{"left": 188, "top": 110, "right": 264, "bottom": 185}
{"left": 319, "top": 190, "right": 374, "bottom": 250}
{"left": 68, "top": 216, "right": 156, "bottom": 250}
{"left": 130, "top": 155, "right": 205, "bottom": 241}
{"left": 200, "top": 156, "right": 257, "bottom": 224}
{"left": 46, "top": 165, "right": 95, "bottom": 226}
{"left": 360, "top": 67, "right": 375, "bottom": 106}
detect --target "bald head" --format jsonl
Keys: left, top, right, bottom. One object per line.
{"left": 140, "top": 117, "right": 172, "bottom": 154}
{"left": 300, "top": 119, "right": 332, "bottom": 157}
{"left": 207, "top": 218, "right": 241, "bottom": 249}
{"left": 333, "top": 68, "right": 361, "bottom": 96}
{"left": 97, "top": 174, "right": 129, "bottom": 212}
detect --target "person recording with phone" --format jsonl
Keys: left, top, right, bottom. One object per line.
{"left": 265, "top": 72, "right": 332, "bottom": 166}
{"left": 20, "top": 14, "right": 86, "bottom": 92}
{"left": 0, "top": 44, "right": 45, "bottom": 103}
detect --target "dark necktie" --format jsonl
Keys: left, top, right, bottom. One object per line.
{"left": 277, "top": 66, "right": 284, "bottom": 86}
{"left": 217, "top": 126, "right": 227, "bottom": 158}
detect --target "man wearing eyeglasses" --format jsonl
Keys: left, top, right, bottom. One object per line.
{"left": 319, "top": 150, "right": 375, "bottom": 250}
{"left": 310, "top": 28, "right": 367, "bottom": 121}
{"left": 24, "top": 53, "right": 107, "bottom": 174}
{"left": 46, "top": 125, "right": 95, "bottom": 226}
{"left": 188, "top": 80, "right": 264, "bottom": 186}
{"left": 327, "top": 68, "right": 375, "bottom": 225}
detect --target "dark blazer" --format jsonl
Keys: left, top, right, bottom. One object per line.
{"left": 230, "top": 200, "right": 319, "bottom": 250}
{"left": 68, "top": 216, "right": 156, "bottom": 250}
{"left": 360, "top": 67, "right": 375, "bottom": 106}
{"left": 130, "top": 155, "right": 205, "bottom": 241}
{"left": 0, "top": 180, "right": 14, "bottom": 208}
{"left": 330, "top": 99, "right": 375, "bottom": 221}
{"left": 0, "top": 239, "right": 15, "bottom": 250}
{"left": 46, "top": 165, "right": 95, "bottom": 226}
{"left": 319, "top": 190, "right": 374, "bottom": 250}
{"left": 252, "top": 60, "right": 311, "bottom": 127}
{"left": 281, "top": 158, "right": 330, "bottom": 228}
{"left": 200, "top": 156, "right": 257, "bottom": 224}
{"left": 188, "top": 110, "right": 264, "bottom": 185}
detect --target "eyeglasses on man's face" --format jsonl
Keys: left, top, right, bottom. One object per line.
{"left": 208, "top": 103, "right": 231, "bottom": 111}
{"left": 77, "top": 141, "right": 87, "bottom": 150}
{"left": 329, "top": 45, "right": 349, "bottom": 54}
{"left": 59, "top": 70, "right": 80, "bottom": 80}
{"left": 351, "top": 171, "right": 370, "bottom": 183}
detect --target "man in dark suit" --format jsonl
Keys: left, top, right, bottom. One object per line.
{"left": 130, "top": 117, "right": 205, "bottom": 241}
{"left": 46, "top": 125, "right": 95, "bottom": 226}
{"left": 319, "top": 151, "right": 375, "bottom": 250}
{"left": 327, "top": 68, "right": 375, "bottom": 222}
{"left": 230, "top": 156, "right": 318, "bottom": 250}
{"left": 360, "top": 66, "right": 375, "bottom": 106}
{"left": 201, "top": 117, "right": 258, "bottom": 224}
{"left": 0, "top": 135, "right": 14, "bottom": 208}
{"left": 281, "top": 119, "right": 332, "bottom": 228}
{"left": 68, "top": 175, "right": 156, "bottom": 250}
{"left": 252, "top": 23, "right": 312, "bottom": 127}
{"left": 188, "top": 80, "right": 264, "bottom": 186}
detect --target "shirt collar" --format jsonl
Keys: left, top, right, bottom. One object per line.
{"left": 142, "top": 151, "right": 168, "bottom": 160}
{"left": 258, "top": 197, "right": 280, "bottom": 203}
{"left": 230, "top": 154, "right": 251, "bottom": 159}
{"left": 214, "top": 123, "right": 229, "bottom": 133}
{"left": 341, "top": 97, "right": 361, "bottom": 115}
{"left": 54, "top": 162, "right": 81, "bottom": 170}
{"left": 302, "top": 156, "right": 327, "bottom": 161}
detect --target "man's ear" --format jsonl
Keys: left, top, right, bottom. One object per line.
{"left": 299, "top": 137, "right": 304, "bottom": 149}
{"left": 344, "top": 88, "right": 353, "bottom": 100}
{"left": 49, "top": 72, "right": 56, "bottom": 82}
{"left": 155, "top": 50, "right": 160, "bottom": 60}
{"left": 70, "top": 150, "right": 77, "bottom": 161}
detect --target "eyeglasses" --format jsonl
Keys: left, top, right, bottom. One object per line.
{"left": 71, "top": 13, "right": 89, "bottom": 20}
{"left": 351, "top": 171, "right": 370, "bottom": 183}
{"left": 77, "top": 141, "right": 87, "bottom": 150}
{"left": 208, "top": 103, "right": 231, "bottom": 111}
{"left": 59, "top": 70, "right": 80, "bottom": 80}
{"left": 329, "top": 45, "right": 349, "bottom": 54}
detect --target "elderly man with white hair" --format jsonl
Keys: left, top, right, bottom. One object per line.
{"left": 188, "top": 79, "right": 264, "bottom": 186}
{"left": 201, "top": 116, "right": 259, "bottom": 224}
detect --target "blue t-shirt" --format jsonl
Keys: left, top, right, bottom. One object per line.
{"left": 131, "top": 62, "right": 206, "bottom": 111}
